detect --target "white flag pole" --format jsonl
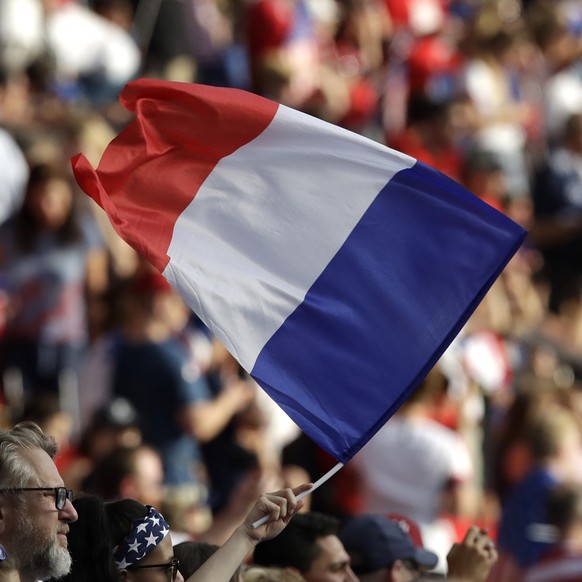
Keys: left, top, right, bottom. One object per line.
{"left": 252, "top": 462, "right": 344, "bottom": 528}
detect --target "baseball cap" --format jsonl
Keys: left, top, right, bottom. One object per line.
{"left": 91, "top": 398, "right": 139, "bottom": 430}
{"left": 338, "top": 514, "right": 438, "bottom": 575}
{"left": 387, "top": 513, "right": 425, "bottom": 547}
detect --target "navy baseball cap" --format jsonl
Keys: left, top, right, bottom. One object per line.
{"left": 338, "top": 514, "right": 438, "bottom": 575}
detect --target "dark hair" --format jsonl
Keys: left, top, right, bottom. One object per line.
{"left": 77, "top": 399, "right": 140, "bottom": 457}
{"left": 15, "top": 161, "right": 82, "bottom": 252}
{"left": 62, "top": 497, "right": 164, "bottom": 581}
{"left": 18, "top": 391, "right": 62, "bottom": 426}
{"left": 405, "top": 365, "right": 449, "bottom": 406}
{"left": 83, "top": 444, "right": 143, "bottom": 501}
{"left": 253, "top": 512, "right": 340, "bottom": 573}
{"left": 405, "top": 95, "right": 449, "bottom": 126}
{"left": 61, "top": 495, "right": 121, "bottom": 582}
{"left": 547, "top": 482, "right": 582, "bottom": 533}
{"left": 563, "top": 113, "right": 582, "bottom": 145}
{"left": 526, "top": 407, "right": 579, "bottom": 462}
{"left": 104, "top": 498, "right": 150, "bottom": 548}
{"left": 173, "top": 541, "right": 237, "bottom": 580}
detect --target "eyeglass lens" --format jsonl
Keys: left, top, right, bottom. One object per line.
{"left": 56, "top": 487, "right": 73, "bottom": 510}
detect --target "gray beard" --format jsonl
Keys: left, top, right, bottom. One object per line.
{"left": 13, "top": 511, "right": 72, "bottom": 581}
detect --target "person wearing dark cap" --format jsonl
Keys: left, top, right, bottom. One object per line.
{"left": 56, "top": 397, "right": 143, "bottom": 493}
{"left": 339, "top": 514, "right": 498, "bottom": 582}
{"left": 338, "top": 514, "right": 438, "bottom": 581}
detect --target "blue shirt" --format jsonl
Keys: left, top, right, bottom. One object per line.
{"left": 113, "top": 337, "right": 211, "bottom": 485}
{"left": 498, "top": 467, "right": 558, "bottom": 567}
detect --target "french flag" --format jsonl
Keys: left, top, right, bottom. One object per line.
{"left": 72, "top": 79, "right": 526, "bottom": 464}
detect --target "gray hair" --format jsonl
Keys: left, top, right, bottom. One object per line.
{"left": 0, "top": 421, "right": 57, "bottom": 488}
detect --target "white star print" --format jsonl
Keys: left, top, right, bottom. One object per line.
{"left": 128, "top": 539, "right": 141, "bottom": 553}
{"left": 145, "top": 532, "right": 158, "bottom": 547}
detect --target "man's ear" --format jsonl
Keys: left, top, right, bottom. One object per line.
{"left": 390, "top": 559, "right": 405, "bottom": 582}
{"left": 119, "top": 568, "right": 129, "bottom": 581}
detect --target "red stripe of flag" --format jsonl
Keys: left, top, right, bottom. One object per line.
{"left": 72, "top": 79, "right": 278, "bottom": 271}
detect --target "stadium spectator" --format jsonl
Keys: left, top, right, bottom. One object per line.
{"left": 253, "top": 511, "right": 358, "bottom": 581}
{"left": 0, "top": 421, "right": 78, "bottom": 581}
{"left": 338, "top": 513, "right": 439, "bottom": 581}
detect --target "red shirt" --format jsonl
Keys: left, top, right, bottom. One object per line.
{"left": 389, "top": 129, "right": 463, "bottom": 182}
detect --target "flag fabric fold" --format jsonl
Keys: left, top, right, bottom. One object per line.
{"left": 72, "top": 78, "right": 526, "bottom": 463}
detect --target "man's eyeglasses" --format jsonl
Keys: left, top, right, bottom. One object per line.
{"left": 127, "top": 558, "right": 180, "bottom": 581}
{"left": 0, "top": 487, "right": 73, "bottom": 510}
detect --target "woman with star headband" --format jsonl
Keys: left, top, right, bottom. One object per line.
{"left": 63, "top": 483, "right": 311, "bottom": 582}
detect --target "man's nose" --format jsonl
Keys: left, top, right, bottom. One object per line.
{"left": 59, "top": 497, "right": 78, "bottom": 522}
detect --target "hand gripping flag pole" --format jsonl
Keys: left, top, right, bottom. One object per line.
{"left": 252, "top": 462, "right": 344, "bottom": 528}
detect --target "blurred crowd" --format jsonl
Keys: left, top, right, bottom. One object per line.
{"left": 0, "top": 0, "right": 582, "bottom": 579}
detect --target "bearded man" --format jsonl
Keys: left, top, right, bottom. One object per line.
{"left": 0, "top": 422, "right": 78, "bottom": 581}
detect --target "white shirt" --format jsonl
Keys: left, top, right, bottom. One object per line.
{"left": 0, "top": 127, "right": 28, "bottom": 224}
{"left": 355, "top": 415, "right": 473, "bottom": 524}
{"left": 46, "top": 3, "right": 141, "bottom": 85}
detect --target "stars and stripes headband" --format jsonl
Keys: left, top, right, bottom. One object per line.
{"left": 112, "top": 505, "right": 170, "bottom": 568}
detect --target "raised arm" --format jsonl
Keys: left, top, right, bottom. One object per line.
{"left": 186, "top": 483, "right": 312, "bottom": 582}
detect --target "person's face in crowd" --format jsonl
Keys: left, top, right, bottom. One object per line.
{"left": 156, "top": 290, "right": 190, "bottom": 333}
{"left": 88, "top": 425, "right": 142, "bottom": 460}
{"left": 127, "top": 447, "right": 165, "bottom": 508}
{"left": 465, "top": 167, "right": 506, "bottom": 202}
{"left": 1, "top": 447, "right": 78, "bottom": 581}
{"left": 303, "top": 535, "right": 358, "bottom": 582}
{"left": 121, "top": 534, "right": 184, "bottom": 582}
{"left": 26, "top": 177, "right": 73, "bottom": 230}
